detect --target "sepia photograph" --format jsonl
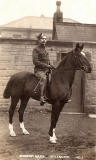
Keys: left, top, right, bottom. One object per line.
{"left": 0, "top": 0, "right": 96, "bottom": 159}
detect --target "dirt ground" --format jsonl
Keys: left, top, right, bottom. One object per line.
{"left": 0, "top": 108, "right": 96, "bottom": 160}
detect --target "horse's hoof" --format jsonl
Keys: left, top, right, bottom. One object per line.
{"left": 23, "top": 129, "right": 30, "bottom": 135}
{"left": 49, "top": 137, "right": 57, "bottom": 144}
{"left": 50, "top": 139, "right": 57, "bottom": 144}
{"left": 10, "top": 131, "right": 16, "bottom": 137}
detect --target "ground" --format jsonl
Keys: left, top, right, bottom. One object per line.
{"left": 0, "top": 108, "right": 96, "bottom": 160}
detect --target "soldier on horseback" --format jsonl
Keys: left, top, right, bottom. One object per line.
{"left": 32, "top": 33, "right": 53, "bottom": 105}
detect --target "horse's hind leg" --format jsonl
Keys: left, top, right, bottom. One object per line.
{"left": 18, "top": 96, "right": 29, "bottom": 135}
{"left": 9, "top": 97, "right": 19, "bottom": 136}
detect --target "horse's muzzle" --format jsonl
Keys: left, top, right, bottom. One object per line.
{"left": 81, "top": 66, "right": 92, "bottom": 73}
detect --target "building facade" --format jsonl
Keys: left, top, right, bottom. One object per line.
{"left": 0, "top": 1, "right": 96, "bottom": 113}
{"left": 52, "top": 1, "right": 96, "bottom": 113}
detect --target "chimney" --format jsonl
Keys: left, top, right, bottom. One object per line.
{"left": 52, "top": 1, "right": 63, "bottom": 40}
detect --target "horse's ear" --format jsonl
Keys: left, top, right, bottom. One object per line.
{"left": 81, "top": 43, "right": 84, "bottom": 49}
{"left": 75, "top": 43, "right": 84, "bottom": 50}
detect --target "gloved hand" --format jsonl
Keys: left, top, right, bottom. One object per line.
{"left": 47, "top": 65, "right": 55, "bottom": 69}
{"left": 50, "top": 64, "right": 55, "bottom": 69}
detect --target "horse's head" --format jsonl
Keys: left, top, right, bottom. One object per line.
{"left": 72, "top": 43, "right": 92, "bottom": 73}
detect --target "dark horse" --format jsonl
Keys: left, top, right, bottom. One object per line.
{"left": 3, "top": 43, "right": 92, "bottom": 143}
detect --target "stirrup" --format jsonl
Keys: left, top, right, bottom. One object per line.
{"left": 40, "top": 97, "right": 46, "bottom": 106}
{"left": 68, "top": 99, "right": 71, "bottom": 102}
{"left": 65, "top": 99, "right": 71, "bottom": 103}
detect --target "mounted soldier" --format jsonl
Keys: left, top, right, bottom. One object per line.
{"left": 4, "top": 42, "right": 92, "bottom": 142}
{"left": 32, "top": 33, "right": 54, "bottom": 105}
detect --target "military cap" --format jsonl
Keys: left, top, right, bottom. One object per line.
{"left": 37, "top": 33, "right": 46, "bottom": 40}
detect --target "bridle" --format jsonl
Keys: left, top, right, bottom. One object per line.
{"left": 55, "top": 51, "right": 85, "bottom": 71}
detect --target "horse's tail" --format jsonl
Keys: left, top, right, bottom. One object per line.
{"left": 3, "top": 79, "right": 12, "bottom": 99}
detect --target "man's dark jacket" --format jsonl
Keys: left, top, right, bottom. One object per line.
{"left": 32, "top": 45, "right": 50, "bottom": 73}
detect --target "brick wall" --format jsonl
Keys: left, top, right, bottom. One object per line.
{"left": 0, "top": 38, "right": 96, "bottom": 113}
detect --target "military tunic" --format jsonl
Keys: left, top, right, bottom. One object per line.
{"left": 32, "top": 45, "right": 50, "bottom": 78}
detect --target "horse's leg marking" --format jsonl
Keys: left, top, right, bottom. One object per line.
{"left": 49, "top": 128, "right": 57, "bottom": 143}
{"left": 20, "top": 122, "right": 30, "bottom": 135}
{"left": 9, "top": 123, "right": 16, "bottom": 136}
{"left": 53, "top": 128, "right": 57, "bottom": 140}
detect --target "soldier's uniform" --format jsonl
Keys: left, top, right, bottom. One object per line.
{"left": 32, "top": 45, "right": 50, "bottom": 79}
{"left": 32, "top": 33, "right": 53, "bottom": 105}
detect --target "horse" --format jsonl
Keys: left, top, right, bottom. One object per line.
{"left": 3, "top": 43, "right": 92, "bottom": 143}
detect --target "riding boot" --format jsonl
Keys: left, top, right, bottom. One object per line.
{"left": 40, "top": 96, "right": 46, "bottom": 105}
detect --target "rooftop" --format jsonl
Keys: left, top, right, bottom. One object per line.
{"left": 1, "top": 16, "right": 78, "bottom": 30}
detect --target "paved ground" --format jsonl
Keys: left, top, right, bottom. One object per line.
{"left": 0, "top": 108, "right": 96, "bottom": 160}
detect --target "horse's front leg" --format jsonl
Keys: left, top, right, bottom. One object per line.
{"left": 49, "top": 128, "right": 57, "bottom": 143}
{"left": 49, "top": 101, "right": 63, "bottom": 143}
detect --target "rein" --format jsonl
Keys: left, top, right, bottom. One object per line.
{"left": 60, "top": 67, "right": 81, "bottom": 71}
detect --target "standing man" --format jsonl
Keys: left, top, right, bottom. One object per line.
{"left": 32, "top": 33, "right": 53, "bottom": 105}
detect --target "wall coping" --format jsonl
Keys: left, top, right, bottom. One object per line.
{"left": 0, "top": 27, "right": 52, "bottom": 33}
{"left": 57, "top": 22, "right": 96, "bottom": 27}
{"left": 0, "top": 38, "right": 96, "bottom": 47}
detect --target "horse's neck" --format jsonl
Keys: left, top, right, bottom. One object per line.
{"left": 52, "top": 55, "right": 76, "bottom": 87}
{"left": 57, "top": 68, "right": 75, "bottom": 86}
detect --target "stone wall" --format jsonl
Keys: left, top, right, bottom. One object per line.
{"left": 0, "top": 27, "right": 52, "bottom": 40}
{"left": 0, "top": 38, "right": 72, "bottom": 111}
{"left": 84, "top": 43, "right": 96, "bottom": 113}
{"left": 0, "top": 38, "right": 96, "bottom": 113}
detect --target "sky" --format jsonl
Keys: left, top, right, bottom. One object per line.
{"left": 0, "top": 0, "right": 96, "bottom": 25}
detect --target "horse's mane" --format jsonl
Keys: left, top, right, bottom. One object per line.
{"left": 56, "top": 51, "right": 72, "bottom": 69}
